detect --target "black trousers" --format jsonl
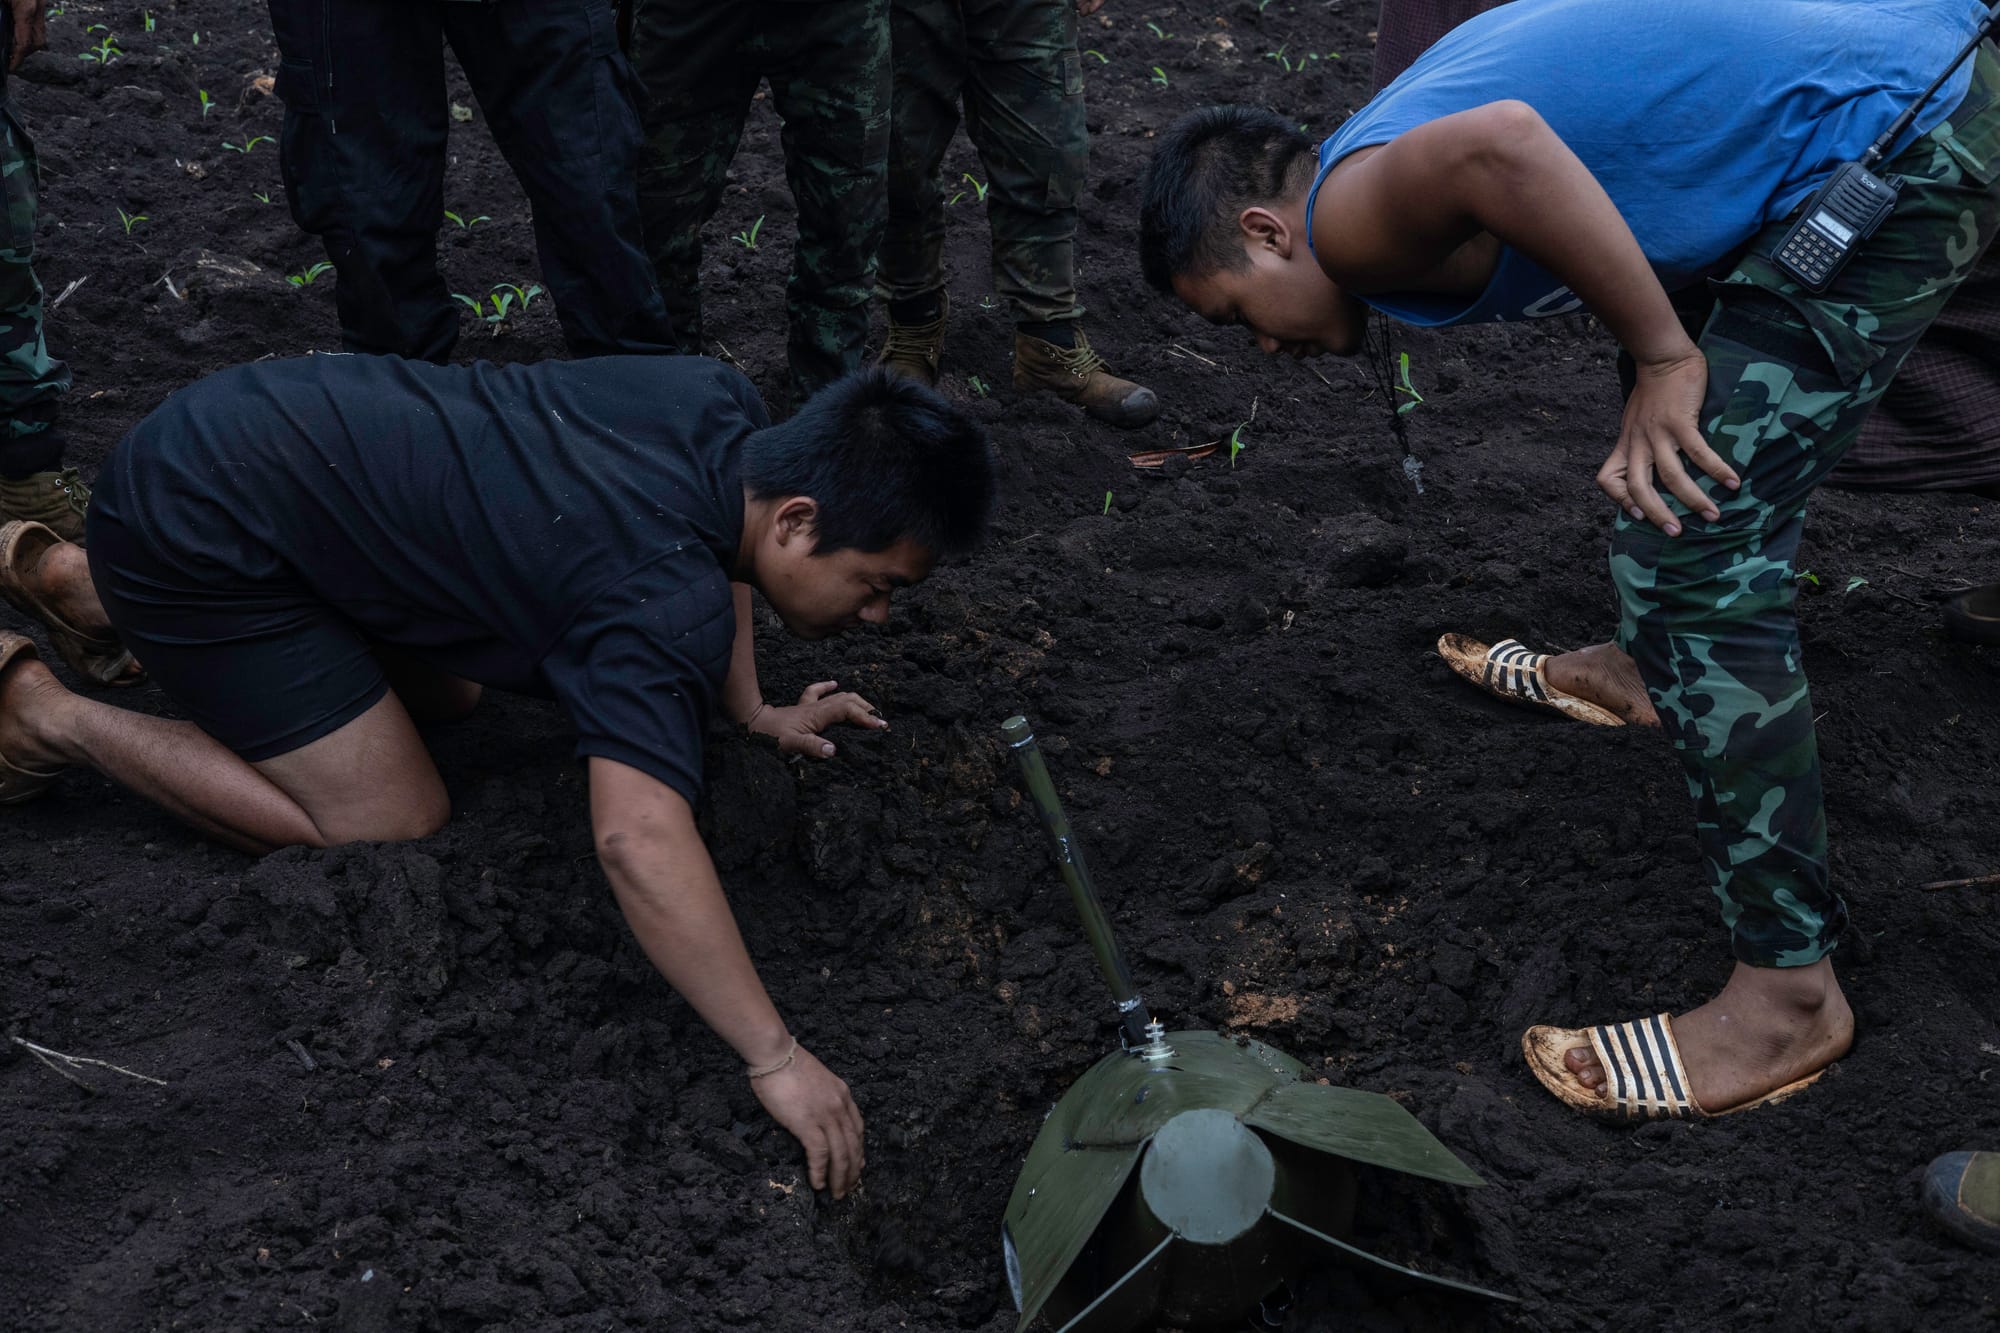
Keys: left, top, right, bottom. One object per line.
{"left": 268, "top": 0, "right": 676, "bottom": 362}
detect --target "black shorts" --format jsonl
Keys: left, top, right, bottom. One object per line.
{"left": 86, "top": 483, "right": 389, "bottom": 763}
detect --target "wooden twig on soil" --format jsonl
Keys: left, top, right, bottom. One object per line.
{"left": 1919, "top": 871, "right": 2000, "bottom": 891}
{"left": 1166, "top": 342, "right": 1223, "bottom": 370}
{"left": 12, "top": 1036, "right": 169, "bottom": 1091}
{"left": 49, "top": 275, "right": 88, "bottom": 309}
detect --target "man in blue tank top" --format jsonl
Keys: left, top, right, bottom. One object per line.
{"left": 1137, "top": 0, "right": 2000, "bottom": 1122}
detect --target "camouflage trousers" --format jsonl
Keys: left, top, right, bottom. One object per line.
{"left": 630, "top": 0, "right": 890, "bottom": 402}
{"left": 878, "top": 0, "right": 1087, "bottom": 325}
{"left": 0, "top": 90, "right": 69, "bottom": 476}
{"left": 1612, "top": 44, "right": 2000, "bottom": 968}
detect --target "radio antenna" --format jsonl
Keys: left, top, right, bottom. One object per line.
{"left": 1864, "top": 2, "right": 2000, "bottom": 168}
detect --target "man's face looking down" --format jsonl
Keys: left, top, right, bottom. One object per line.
{"left": 1170, "top": 204, "right": 1368, "bottom": 359}
{"left": 754, "top": 496, "right": 935, "bottom": 640}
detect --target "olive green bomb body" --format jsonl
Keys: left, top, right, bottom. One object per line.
{"left": 998, "top": 716, "right": 1508, "bottom": 1332}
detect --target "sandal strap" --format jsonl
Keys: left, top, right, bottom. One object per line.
{"left": 1591, "top": 1014, "right": 1697, "bottom": 1118}
{"left": 1481, "top": 638, "right": 1550, "bottom": 703}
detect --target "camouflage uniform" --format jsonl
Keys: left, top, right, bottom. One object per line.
{"left": 268, "top": 0, "right": 676, "bottom": 364}
{"left": 0, "top": 6, "right": 80, "bottom": 538}
{"left": 877, "top": 0, "right": 1087, "bottom": 325}
{"left": 629, "top": 0, "right": 891, "bottom": 403}
{"left": 1612, "top": 43, "right": 2000, "bottom": 968}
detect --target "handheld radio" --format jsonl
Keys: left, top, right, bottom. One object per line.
{"left": 1772, "top": 1, "right": 2000, "bottom": 292}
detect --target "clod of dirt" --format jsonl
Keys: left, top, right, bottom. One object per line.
{"left": 1322, "top": 513, "right": 1410, "bottom": 588}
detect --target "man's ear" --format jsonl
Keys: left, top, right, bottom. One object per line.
{"left": 1238, "top": 205, "right": 1293, "bottom": 259}
{"left": 773, "top": 496, "right": 820, "bottom": 550}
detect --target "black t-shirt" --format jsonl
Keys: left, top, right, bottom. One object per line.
{"left": 110, "top": 352, "right": 763, "bottom": 803}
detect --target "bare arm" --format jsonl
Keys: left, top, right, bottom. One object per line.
{"left": 589, "top": 758, "right": 864, "bottom": 1195}
{"left": 1313, "top": 101, "right": 1739, "bottom": 531}
{"left": 722, "top": 583, "right": 764, "bottom": 725}
{"left": 723, "top": 583, "right": 890, "bottom": 757}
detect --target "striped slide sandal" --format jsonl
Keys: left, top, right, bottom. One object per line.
{"left": 1522, "top": 1013, "right": 1826, "bottom": 1121}
{"left": 1436, "top": 634, "right": 1624, "bottom": 727}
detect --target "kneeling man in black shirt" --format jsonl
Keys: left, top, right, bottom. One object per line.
{"left": 0, "top": 353, "right": 996, "bottom": 1200}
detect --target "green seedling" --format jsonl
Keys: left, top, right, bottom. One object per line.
{"left": 961, "top": 172, "right": 989, "bottom": 202}
{"left": 1228, "top": 422, "right": 1247, "bottom": 468}
{"left": 287, "top": 262, "right": 334, "bottom": 287}
{"left": 143, "top": 11, "right": 155, "bottom": 31}
{"left": 968, "top": 374, "right": 990, "bottom": 398}
{"left": 1146, "top": 20, "right": 1174, "bottom": 38}
{"left": 85, "top": 21, "right": 106, "bottom": 32}
{"left": 1101, "top": 490, "right": 1113, "bottom": 515}
{"left": 1799, "top": 570, "right": 1822, "bottom": 588}
{"left": 78, "top": 34, "right": 119, "bottom": 63}
{"left": 490, "top": 281, "right": 544, "bottom": 314}
{"left": 116, "top": 208, "right": 146, "bottom": 235}
{"left": 459, "top": 282, "right": 546, "bottom": 332}
{"left": 1265, "top": 44, "right": 1296, "bottom": 73}
{"left": 197, "top": 89, "right": 214, "bottom": 116}
{"left": 252, "top": 190, "right": 272, "bottom": 204}
{"left": 191, "top": 31, "right": 199, "bottom": 44}
{"left": 731, "top": 214, "right": 765, "bottom": 250}
{"left": 1394, "top": 350, "right": 1425, "bottom": 414}
{"left": 1257, "top": 0, "right": 1277, "bottom": 10}
{"left": 947, "top": 190, "right": 967, "bottom": 205}
{"left": 1845, "top": 575, "right": 1869, "bottom": 593}
{"left": 1084, "top": 48, "right": 1108, "bottom": 63}
{"left": 1150, "top": 65, "right": 1170, "bottom": 87}
{"left": 222, "top": 135, "right": 274, "bottom": 154}
{"left": 444, "top": 210, "right": 491, "bottom": 231}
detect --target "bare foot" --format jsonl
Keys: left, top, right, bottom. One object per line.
{"left": 1564, "top": 958, "right": 1853, "bottom": 1113}
{"left": 27, "top": 538, "right": 112, "bottom": 636}
{"left": 0, "top": 644, "right": 77, "bottom": 773}
{"left": 1544, "top": 641, "right": 1660, "bottom": 727}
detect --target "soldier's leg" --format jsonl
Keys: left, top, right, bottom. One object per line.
{"left": 0, "top": 93, "right": 79, "bottom": 541}
{"left": 878, "top": 0, "right": 967, "bottom": 347}
{"left": 447, "top": 0, "right": 678, "bottom": 358}
{"left": 626, "top": 0, "right": 761, "bottom": 356}
{"left": 958, "top": 0, "right": 1156, "bottom": 426}
{"left": 765, "top": 0, "right": 892, "bottom": 400}
{"left": 1569, "top": 59, "right": 2000, "bottom": 1112}
{"left": 957, "top": 0, "right": 1082, "bottom": 327}
{"left": 268, "top": 0, "right": 457, "bottom": 362}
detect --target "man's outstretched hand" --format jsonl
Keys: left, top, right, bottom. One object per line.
{"left": 10, "top": 0, "right": 47, "bottom": 71}
{"left": 1596, "top": 348, "right": 1738, "bottom": 536}
{"left": 750, "top": 1044, "right": 866, "bottom": 1198}
{"left": 748, "top": 680, "right": 887, "bottom": 758}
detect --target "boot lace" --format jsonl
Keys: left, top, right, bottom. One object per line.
{"left": 882, "top": 312, "right": 946, "bottom": 362}
{"left": 1048, "top": 331, "right": 1107, "bottom": 379}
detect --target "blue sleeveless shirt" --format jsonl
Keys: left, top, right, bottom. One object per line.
{"left": 1304, "top": 0, "right": 1985, "bottom": 326}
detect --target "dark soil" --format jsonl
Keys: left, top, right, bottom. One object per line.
{"left": 4, "top": 2, "right": 1998, "bottom": 1330}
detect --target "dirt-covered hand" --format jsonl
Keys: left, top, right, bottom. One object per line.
{"left": 750, "top": 1045, "right": 866, "bottom": 1199}
{"left": 1596, "top": 348, "right": 1736, "bottom": 536}
{"left": 1077, "top": 0, "right": 1108, "bottom": 15}
{"left": 748, "top": 680, "right": 886, "bottom": 759}
{"left": 11, "top": 0, "right": 47, "bottom": 70}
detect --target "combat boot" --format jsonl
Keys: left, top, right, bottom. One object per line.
{"left": 1013, "top": 327, "right": 1159, "bottom": 429}
{"left": 878, "top": 293, "right": 949, "bottom": 388}
{"left": 0, "top": 468, "right": 90, "bottom": 545}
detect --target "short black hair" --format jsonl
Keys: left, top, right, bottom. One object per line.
{"left": 742, "top": 369, "right": 997, "bottom": 558}
{"left": 1139, "top": 106, "right": 1316, "bottom": 293}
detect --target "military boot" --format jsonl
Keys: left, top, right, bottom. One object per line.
{"left": 878, "top": 292, "right": 948, "bottom": 388}
{"left": 1012, "top": 326, "right": 1159, "bottom": 429}
{"left": 0, "top": 468, "right": 90, "bottom": 545}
